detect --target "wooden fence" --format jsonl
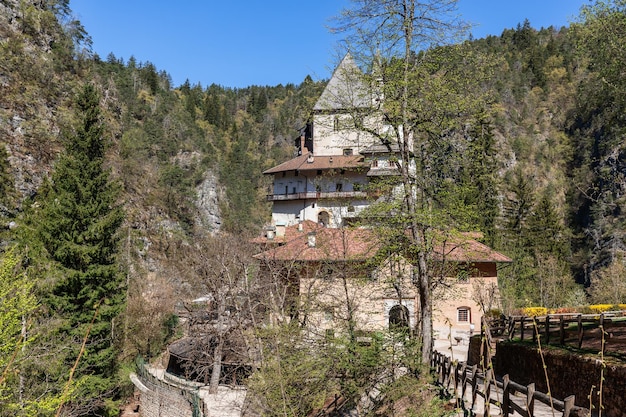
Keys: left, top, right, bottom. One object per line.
{"left": 431, "top": 351, "right": 588, "bottom": 417}
{"left": 488, "top": 310, "right": 626, "bottom": 353}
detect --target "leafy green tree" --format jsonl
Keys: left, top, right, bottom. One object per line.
{"left": 247, "top": 324, "right": 334, "bottom": 417}
{"left": 0, "top": 247, "right": 40, "bottom": 415}
{"left": 332, "top": 0, "right": 492, "bottom": 364}
{"left": 33, "top": 84, "right": 125, "bottom": 416}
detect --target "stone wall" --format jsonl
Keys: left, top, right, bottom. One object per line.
{"left": 495, "top": 341, "right": 626, "bottom": 417}
{"left": 131, "top": 370, "right": 204, "bottom": 417}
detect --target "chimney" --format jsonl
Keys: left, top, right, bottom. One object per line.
{"left": 265, "top": 226, "right": 276, "bottom": 240}
{"left": 300, "top": 134, "right": 306, "bottom": 155}
{"left": 276, "top": 223, "right": 286, "bottom": 237}
{"left": 307, "top": 232, "right": 316, "bottom": 248}
{"left": 298, "top": 221, "right": 303, "bottom": 232}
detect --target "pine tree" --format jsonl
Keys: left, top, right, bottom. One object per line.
{"left": 34, "top": 84, "right": 125, "bottom": 415}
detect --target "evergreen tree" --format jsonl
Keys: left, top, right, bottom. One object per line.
{"left": 34, "top": 84, "right": 125, "bottom": 415}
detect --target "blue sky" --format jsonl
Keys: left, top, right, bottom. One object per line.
{"left": 69, "top": 0, "right": 589, "bottom": 89}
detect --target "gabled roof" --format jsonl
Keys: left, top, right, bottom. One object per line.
{"left": 313, "top": 53, "right": 372, "bottom": 111}
{"left": 254, "top": 223, "right": 512, "bottom": 264}
{"left": 263, "top": 153, "right": 367, "bottom": 175}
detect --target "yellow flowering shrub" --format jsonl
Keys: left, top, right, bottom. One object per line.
{"left": 588, "top": 304, "right": 614, "bottom": 313}
{"left": 521, "top": 307, "right": 548, "bottom": 317}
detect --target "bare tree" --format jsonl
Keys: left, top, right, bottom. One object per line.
{"left": 177, "top": 235, "right": 261, "bottom": 394}
{"left": 331, "top": 0, "right": 492, "bottom": 364}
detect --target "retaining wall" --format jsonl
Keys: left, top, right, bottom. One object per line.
{"left": 131, "top": 368, "right": 204, "bottom": 417}
{"left": 495, "top": 341, "right": 626, "bottom": 417}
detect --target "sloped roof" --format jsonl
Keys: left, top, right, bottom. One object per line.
{"left": 263, "top": 153, "right": 367, "bottom": 175}
{"left": 254, "top": 226, "right": 379, "bottom": 262}
{"left": 251, "top": 220, "right": 321, "bottom": 245}
{"left": 313, "top": 53, "right": 372, "bottom": 111}
{"left": 434, "top": 237, "right": 513, "bottom": 263}
{"left": 360, "top": 143, "right": 401, "bottom": 155}
{"left": 254, "top": 223, "right": 512, "bottom": 264}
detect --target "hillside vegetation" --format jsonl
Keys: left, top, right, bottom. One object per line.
{"left": 1, "top": 0, "right": 626, "bottom": 414}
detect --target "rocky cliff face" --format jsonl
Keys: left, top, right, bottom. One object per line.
{"left": 0, "top": 0, "right": 67, "bottom": 206}
{"left": 196, "top": 172, "right": 222, "bottom": 233}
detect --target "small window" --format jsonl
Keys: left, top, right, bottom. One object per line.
{"left": 457, "top": 307, "right": 470, "bottom": 323}
{"left": 292, "top": 187, "right": 296, "bottom": 194}
{"left": 371, "top": 159, "right": 379, "bottom": 168}
{"left": 284, "top": 186, "right": 288, "bottom": 195}
{"left": 336, "top": 183, "right": 343, "bottom": 192}
{"left": 317, "top": 170, "right": 323, "bottom": 175}
{"left": 343, "top": 148, "right": 353, "bottom": 156}
{"left": 295, "top": 170, "right": 299, "bottom": 176}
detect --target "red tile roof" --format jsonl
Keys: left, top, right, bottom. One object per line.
{"left": 254, "top": 223, "right": 512, "bottom": 264}
{"left": 434, "top": 237, "right": 512, "bottom": 263}
{"left": 263, "top": 153, "right": 367, "bottom": 175}
{"left": 254, "top": 226, "right": 379, "bottom": 262}
{"left": 250, "top": 220, "right": 321, "bottom": 245}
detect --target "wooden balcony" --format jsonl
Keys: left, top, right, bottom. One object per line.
{"left": 266, "top": 191, "right": 368, "bottom": 202}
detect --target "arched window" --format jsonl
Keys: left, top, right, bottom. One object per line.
{"left": 389, "top": 304, "right": 410, "bottom": 332}
{"left": 318, "top": 211, "right": 330, "bottom": 227}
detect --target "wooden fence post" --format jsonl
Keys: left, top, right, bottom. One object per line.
{"left": 502, "top": 374, "right": 510, "bottom": 417}
{"left": 520, "top": 316, "right": 525, "bottom": 341}
{"left": 559, "top": 315, "right": 565, "bottom": 345}
{"left": 577, "top": 314, "right": 583, "bottom": 349}
{"left": 527, "top": 383, "right": 535, "bottom": 417}
{"left": 453, "top": 361, "right": 462, "bottom": 398}
{"left": 461, "top": 363, "right": 469, "bottom": 401}
{"left": 460, "top": 362, "right": 467, "bottom": 404}
{"left": 470, "top": 364, "right": 478, "bottom": 410}
{"left": 600, "top": 313, "right": 606, "bottom": 355}
{"left": 563, "top": 395, "right": 575, "bottom": 417}
{"left": 545, "top": 315, "right": 550, "bottom": 345}
{"left": 444, "top": 356, "right": 452, "bottom": 388}
{"left": 484, "top": 370, "right": 492, "bottom": 417}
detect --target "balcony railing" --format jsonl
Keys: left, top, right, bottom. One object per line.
{"left": 266, "top": 191, "right": 368, "bottom": 202}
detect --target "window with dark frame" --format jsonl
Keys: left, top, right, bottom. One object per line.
{"left": 457, "top": 307, "right": 470, "bottom": 323}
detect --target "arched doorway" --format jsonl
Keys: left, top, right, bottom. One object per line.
{"left": 389, "top": 304, "right": 410, "bottom": 332}
{"left": 318, "top": 210, "right": 330, "bottom": 227}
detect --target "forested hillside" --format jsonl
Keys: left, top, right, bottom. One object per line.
{"left": 1, "top": 0, "right": 626, "bottom": 415}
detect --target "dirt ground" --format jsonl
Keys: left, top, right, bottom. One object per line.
{"left": 513, "top": 320, "right": 626, "bottom": 359}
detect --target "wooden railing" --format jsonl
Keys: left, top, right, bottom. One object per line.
{"left": 431, "top": 351, "right": 588, "bottom": 417}
{"left": 487, "top": 310, "right": 626, "bottom": 353}
{"left": 266, "top": 191, "right": 368, "bottom": 201}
